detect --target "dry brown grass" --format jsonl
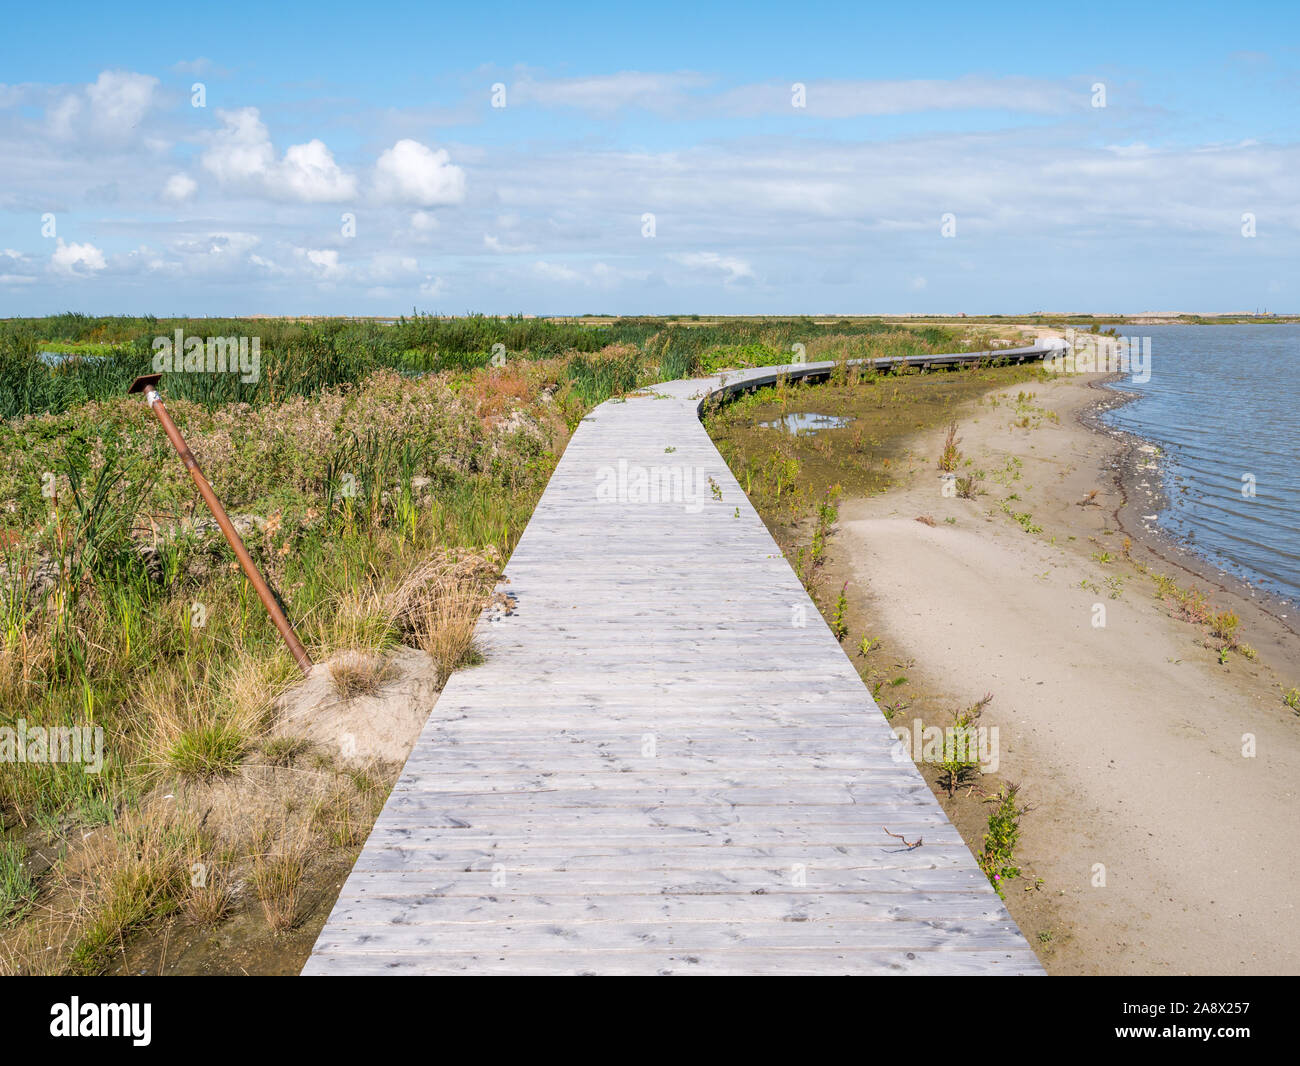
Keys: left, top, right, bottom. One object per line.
{"left": 0, "top": 622, "right": 52, "bottom": 710}
{"left": 329, "top": 649, "right": 396, "bottom": 699}
{"left": 381, "top": 551, "right": 495, "bottom": 686}
{"left": 218, "top": 647, "right": 299, "bottom": 726}
{"left": 310, "top": 769, "right": 385, "bottom": 849}
{"left": 262, "top": 734, "right": 310, "bottom": 767}
{"left": 323, "top": 579, "right": 396, "bottom": 652}
{"left": 182, "top": 847, "right": 232, "bottom": 927}
{"left": 0, "top": 643, "right": 23, "bottom": 716}
{"left": 133, "top": 646, "right": 300, "bottom": 780}
{"left": 251, "top": 824, "right": 311, "bottom": 934}
{"left": 418, "top": 584, "right": 487, "bottom": 687}
{"left": 27, "top": 808, "right": 205, "bottom": 975}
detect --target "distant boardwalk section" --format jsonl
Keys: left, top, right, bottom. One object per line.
{"left": 304, "top": 348, "right": 1053, "bottom": 975}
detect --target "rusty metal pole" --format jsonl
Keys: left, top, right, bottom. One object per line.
{"left": 128, "top": 374, "right": 313, "bottom": 675}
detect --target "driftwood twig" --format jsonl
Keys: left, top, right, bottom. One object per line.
{"left": 882, "top": 826, "right": 923, "bottom": 850}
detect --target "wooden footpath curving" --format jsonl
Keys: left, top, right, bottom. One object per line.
{"left": 303, "top": 347, "right": 1055, "bottom": 975}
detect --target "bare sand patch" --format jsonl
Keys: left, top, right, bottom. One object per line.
{"left": 838, "top": 374, "right": 1300, "bottom": 974}
{"left": 275, "top": 647, "right": 438, "bottom": 768}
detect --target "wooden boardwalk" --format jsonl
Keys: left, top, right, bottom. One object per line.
{"left": 303, "top": 348, "right": 1053, "bottom": 975}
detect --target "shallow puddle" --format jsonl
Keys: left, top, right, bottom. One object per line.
{"left": 759, "top": 412, "right": 853, "bottom": 435}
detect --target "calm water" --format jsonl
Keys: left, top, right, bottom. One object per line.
{"left": 1097, "top": 324, "right": 1300, "bottom": 607}
{"left": 761, "top": 412, "right": 853, "bottom": 435}
{"left": 38, "top": 351, "right": 107, "bottom": 365}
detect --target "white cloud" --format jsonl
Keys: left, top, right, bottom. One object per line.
{"left": 716, "top": 76, "right": 1079, "bottom": 118}
{"left": 670, "top": 251, "right": 755, "bottom": 284}
{"left": 296, "top": 247, "right": 346, "bottom": 279}
{"left": 249, "top": 253, "right": 282, "bottom": 274}
{"left": 47, "top": 95, "right": 82, "bottom": 139}
{"left": 172, "top": 57, "right": 220, "bottom": 76}
{"left": 363, "top": 254, "right": 420, "bottom": 283}
{"left": 512, "top": 71, "right": 712, "bottom": 116}
{"left": 202, "top": 107, "right": 275, "bottom": 184}
{"left": 278, "top": 139, "right": 357, "bottom": 201}
{"left": 411, "top": 210, "right": 440, "bottom": 231}
{"left": 0, "top": 250, "right": 37, "bottom": 287}
{"left": 201, "top": 108, "right": 356, "bottom": 202}
{"left": 50, "top": 239, "right": 107, "bottom": 275}
{"left": 530, "top": 259, "right": 647, "bottom": 288}
{"left": 174, "top": 232, "right": 260, "bottom": 259}
{"left": 509, "top": 72, "right": 1076, "bottom": 119}
{"left": 125, "top": 232, "right": 265, "bottom": 278}
{"left": 162, "top": 173, "right": 197, "bottom": 202}
{"left": 42, "top": 69, "right": 159, "bottom": 143}
{"left": 533, "top": 260, "right": 581, "bottom": 283}
{"left": 373, "top": 139, "right": 465, "bottom": 206}
{"left": 86, "top": 70, "right": 159, "bottom": 135}
{"left": 419, "top": 275, "right": 446, "bottom": 298}
{"left": 484, "top": 233, "right": 534, "bottom": 253}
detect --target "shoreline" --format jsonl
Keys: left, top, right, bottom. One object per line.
{"left": 826, "top": 369, "right": 1300, "bottom": 974}
{"left": 1083, "top": 377, "right": 1300, "bottom": 656}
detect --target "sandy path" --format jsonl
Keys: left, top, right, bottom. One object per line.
{"left": 839, "top": 375, "right": 1300, "bottom": 975}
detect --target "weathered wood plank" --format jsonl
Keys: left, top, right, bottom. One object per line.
{"left": 304, "top": 349, "right": 1054, "bottom": 976}
{"left": 319, "top": 893, "right": 1013, "bottom": 926}
{"left": 305, "top": 949, "right": 1041, "bottom": 976}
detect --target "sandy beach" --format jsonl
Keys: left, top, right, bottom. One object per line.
{"left": 829, "top": 371, "right": 1300, "bottom": 975}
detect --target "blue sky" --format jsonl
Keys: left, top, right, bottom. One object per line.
{"left": 0, "top": 0, "right": 1296, "bottom": 315}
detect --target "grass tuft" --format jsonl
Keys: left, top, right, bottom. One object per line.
{"left": 251, "top": 826, "right": 311, "bottom": 935}
{"left": 329, "top": 649, "right": 396, "bottom": 700}
{"left": 0, "top": 841, "right": 38, "bottom": 924}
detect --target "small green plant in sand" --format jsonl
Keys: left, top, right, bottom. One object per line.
{"left": 955, "top": 471, "right": 983, "bottom": 499}
{"left": 831, "top": 584, "right": 849, "bottom": 642}
{"left": 1172, "top": 584, "right": 1210, "bottom": 624}
{"left": 980, "top": 783, "right": 1029, "bottom": 900}
{"left": 1153, "top": 574, "right": 1254, "bottom": 657}
{"left": 938, "top": 421, "right": 961, "bottom": 472}
{"left": 796, "top": 488, "right": 841, "bottom": 594}
{"left": 1208, "top": 610, "right": 1240, "bottom": 643}
{"left": 1152, "top": 573, "right": 1178, "bottom": 599}
{"left": 1282, "top": 687, "right": 1300, "bottom": 713}
{"left": 934, "top": 693, "right": 992, "bottom": 799}
{"left": 857, "top": 635, "right": 881, "bottom": 657}
{"left": 1001, "top": 498, "right": 1042, "bottom": 534}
